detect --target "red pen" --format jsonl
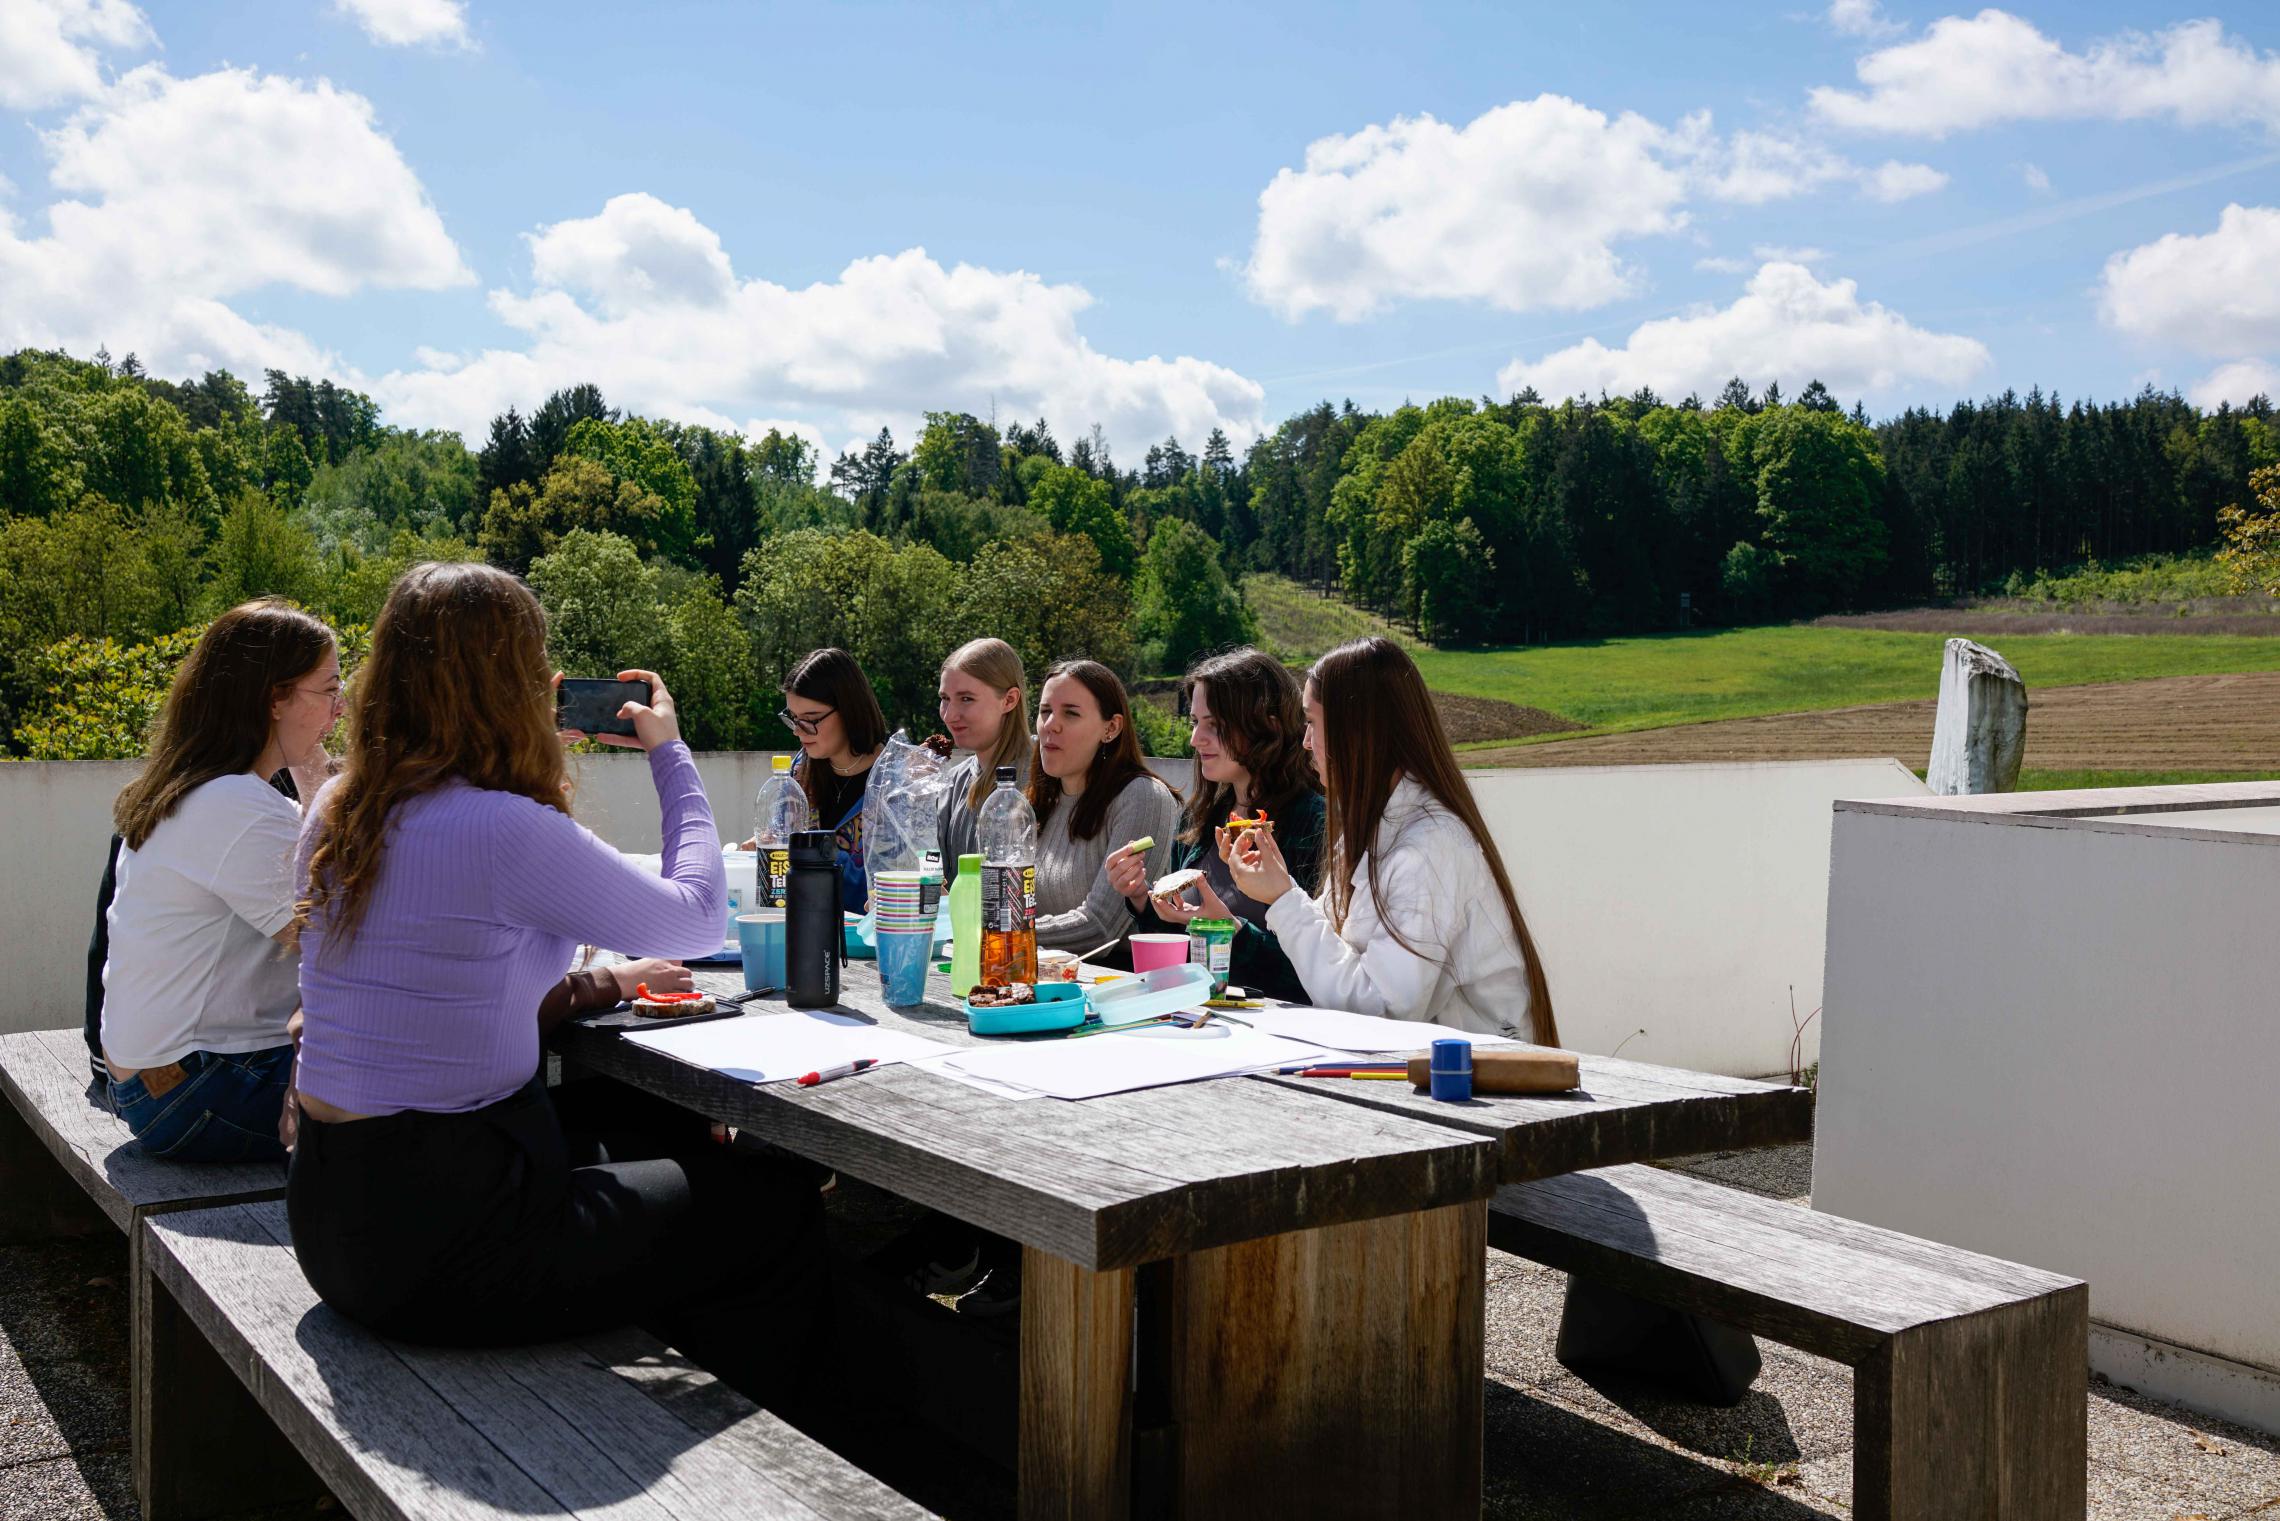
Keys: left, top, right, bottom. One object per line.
{"left": 796, "top": 1058, "right": 879, "bottom": 1087}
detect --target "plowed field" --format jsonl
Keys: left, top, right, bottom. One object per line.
{"left": 1464, "top": 672, "right": 2280, "bottom": 773}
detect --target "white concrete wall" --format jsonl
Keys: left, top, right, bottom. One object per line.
{"left": 1471, "top": 759, "right": 1925, "bottom": 1077}
{"left": 2, "top": 753, "right": 1901, "bottom": 1080}
{"left": 1814, "top": 792, "right": 2280, "bottom": 1431}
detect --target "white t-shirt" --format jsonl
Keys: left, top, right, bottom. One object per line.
{"left": 102, "top": 773, "right": 303, "bottom": 1069}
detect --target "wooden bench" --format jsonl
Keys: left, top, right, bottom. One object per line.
{"left": 141, "top": 1200, "right": 937, "bottom": 1521}
{"left": 1488, "top": 1163, "right": 2087, "bottom": 1521}
{"left": 0, "top": 1026, "right": 294, "bottom": 1518}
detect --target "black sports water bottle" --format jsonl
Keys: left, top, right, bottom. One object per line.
{"left": 785, "top": 829, "right": 842, "bottom": 1009}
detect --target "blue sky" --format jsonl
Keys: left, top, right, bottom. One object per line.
{"left": 4, "top": 0, "right": 2279, "bottom": 459}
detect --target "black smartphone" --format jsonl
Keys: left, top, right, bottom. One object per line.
{"left": 556, "top": 677, "right": 652, "bottom": 738}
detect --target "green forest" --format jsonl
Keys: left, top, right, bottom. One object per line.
{"left": 2, "top": 345, "right": 2273, "bottom": 759}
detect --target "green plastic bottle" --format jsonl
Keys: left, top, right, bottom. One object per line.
{"left": 950, "top": 852, "right": 983, "bottom": 997}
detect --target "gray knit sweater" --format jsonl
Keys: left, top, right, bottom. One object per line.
{"left": 1033, "top": 774, "right": 1179, "bottom": 954}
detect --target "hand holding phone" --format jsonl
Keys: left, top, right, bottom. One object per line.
{"left": 556, "top": 676, "right": 653, "bottom": 739}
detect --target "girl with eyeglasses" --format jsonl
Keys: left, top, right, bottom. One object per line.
{"left": 100, "top": 599, "right": 343, "bottom": 1162}
{"left": 778, "top": 648, "right": 889, "bottom": 913}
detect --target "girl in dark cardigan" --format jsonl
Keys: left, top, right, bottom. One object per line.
{"left": 1109, "top": 646, "right": 1323, "bottom": 1002}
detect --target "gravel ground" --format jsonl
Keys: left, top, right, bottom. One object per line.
{"left": 5, "top": 1146, "right": 2275, "bottom": 1520}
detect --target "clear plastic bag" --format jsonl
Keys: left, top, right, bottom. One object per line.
{"left": 863, "top": 728, "right": 950, "bottom": 889}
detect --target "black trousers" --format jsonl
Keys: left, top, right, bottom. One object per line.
{"left": 286, "top": 1071, "right": 825, "bottom": 1409}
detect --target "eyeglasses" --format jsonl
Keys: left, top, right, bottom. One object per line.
{"left": 779, "top": 706, "right": 835, "bottom": 737}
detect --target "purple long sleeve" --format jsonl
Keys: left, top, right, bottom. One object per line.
{"left": 295, "top": 743, "right": 724, "bottom": 1115}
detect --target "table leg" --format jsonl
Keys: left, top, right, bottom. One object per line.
{"left": 1019, "top": 1246, "right": 1134, "bottom": 1521}
{"left": 1164, "top": 1199, "right": 1485, "bottom": 1521}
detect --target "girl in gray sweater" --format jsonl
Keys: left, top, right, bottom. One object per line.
{"left": 1028, "top": 661, "right": 1178, "bottom": 955}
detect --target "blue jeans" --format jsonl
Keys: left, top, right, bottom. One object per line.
{"left": 109, "top": 1045, "right": 293, "bottom": 1164}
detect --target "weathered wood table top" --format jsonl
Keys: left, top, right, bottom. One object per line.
{"left": 553, "top": 962, "right": 1810, "bottom": 1265}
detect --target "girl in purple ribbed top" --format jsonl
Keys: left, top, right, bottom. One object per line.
{"left": 286, "top": 563, "right": 822, "bottom": 1399}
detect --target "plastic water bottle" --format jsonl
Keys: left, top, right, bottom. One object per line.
{"left": 977, "top": 766, "right": 1038, "bottom": 987}
{"left": 753, "top": 755, "right": 811, "bottom": 909}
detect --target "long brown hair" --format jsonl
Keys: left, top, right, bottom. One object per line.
{"left": 942, "top": 637, "right": 1028, "bottom": 809}
{"left": 1310, "top": 638, "right": 1557, "bottom": 1046}
{"left": 1029, "top": 659, "right": 1168, "bottom": 843}
{"left": 299, "top": 562, "right": 567, "bottom": 951}
{"left": 1178, "top": 646, "right": 1314, "bottom": 845}
{"left": 113, "top": 600, "right": 337, "bottom": 850}
{"left": 782, "top": 647, "right": 888, "bottom": 811}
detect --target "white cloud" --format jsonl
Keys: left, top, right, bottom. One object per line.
{"left": 0, "top": 63, "right": 470, "bottom": 378}
{"left": 1241, "top": 95, "right": 1690, "bottom": 321}
{"left": 1810, "top": 13, "right": 2280, "bottom": 138}
{"left": 0, "top": 0, "right": 152, "bottom": 109}
{"left": 2098, "top": 204, "right": 2280, "bottom": 355}
{"left": 1695, "top": 255, "right": 1754, "bottom": 274}
{"left": 1497, "top": 261, "right": 1991, "bottom": 403}
{"left": 1240, "top": 96, "right": 1947, "bottom": 321}
{"left": 375, "top": 193, "right": 1267, "bottom": 461}
{"left": 2021, "top": 162, "right": 2051, "bottom": 192}
{"left": 1753, "top": 243, "right": 1829, "bottom": 263}
{"left": 2188, "top": 358, "right": 2280, "bottom": 408}
{"left": 332, "top": 0, "right": 472, "bottom": 49}
{"left": 1826, "top": 0, "right": 1904, "bottom": 40}
{"left": 1864, "top": 160, "right": 1949, "bottom": 202}
{"left": 1685, "top": 124, "right": 1946, "bottom": 205}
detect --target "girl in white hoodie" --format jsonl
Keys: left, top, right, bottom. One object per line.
{"left": 1228, "top": 637, "right": 1559, "bottom": 1045}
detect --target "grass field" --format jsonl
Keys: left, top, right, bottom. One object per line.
{"left": 2013, "top": 769, "right": 2276, "bottom": 789}
{"left": 1242, "top": 574, "right": 1418, "bottom": 663}
{"left": 1408, "top": 626, "right": 2280, "bottom": 740}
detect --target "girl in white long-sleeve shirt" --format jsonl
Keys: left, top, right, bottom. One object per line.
{"left": 1229, "top": 637, "right": 1559, "bottom": 1045}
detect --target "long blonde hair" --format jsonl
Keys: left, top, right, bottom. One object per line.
{"left": 299, "top": 563, "right": 568, "bottom": 952}
{"left": 943, "top": 637, "right": 1028, "bottom": 809}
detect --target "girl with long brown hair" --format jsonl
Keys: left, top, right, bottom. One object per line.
{"left": 1228, "top": 637, "right": 1558, "bottom": 1044}
{"left": 934, "top": 637, "right": 1029, "bottom": 885}
{"left": 779, "top": 647, "right": 890, "bottom": 912}
{"left": 286, "top": 562, "right": 820, "bottom": 1392}
{"left": 100, "top": 598, "right": 341, "bottom": 1162}
{"left": 1109, "top": 647, "right": 1324, "bottom": 1001}
{"left": 1028, "top": 659, "right": 1177, "bottom": 954}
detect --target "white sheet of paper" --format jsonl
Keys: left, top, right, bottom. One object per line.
{"left": 1234, "top": 1006, "right": 1518, "bottom": 1054}
{"left": 623, "top": 1011, "right": 957, "bottom": 1084}
{"left": 904, "top": 1050, "right": 1050, "bottom": 1101}
{"left": 933, "top": 1024, "right": 1335, "bottom": 1101}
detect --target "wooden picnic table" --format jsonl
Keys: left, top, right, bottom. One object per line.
{"left": 551, "top": 960, "right": 1810, "bottom": 1521}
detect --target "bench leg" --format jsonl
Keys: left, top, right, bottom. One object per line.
{"left": 133, "top": 1228, "right": 323, "bottom": 1521}
{"left": 1162, "top": 1199, "right": 1486, "bottom": 1521}
{"left": 1852, "top": 1286, "right": 2088, "bottom": 1521}
{"left": 1019, "top": 1248, "right": 1134, "bottom": 1521}
{"left": 0, "top": 1080, "right": 108, "bottom": 1242}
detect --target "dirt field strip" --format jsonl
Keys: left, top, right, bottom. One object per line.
{"left": 1464, "top": 671, "right": 2280, "bottom": 773}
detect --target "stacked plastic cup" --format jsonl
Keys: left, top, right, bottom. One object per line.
{"left": 872, "top": 871, "right": 937, "bottom": 1005}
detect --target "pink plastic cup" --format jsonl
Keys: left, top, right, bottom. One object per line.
{"left": 1130, "top": 933, "right": 1189, "bottom": 974}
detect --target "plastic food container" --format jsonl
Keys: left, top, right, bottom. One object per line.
{"left": 964, "top": 980, "right": 1088, "bottom": 1035}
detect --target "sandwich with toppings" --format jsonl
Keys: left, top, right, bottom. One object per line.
{"left": 629, "top": 982, "right": 717, "bottom": 1018}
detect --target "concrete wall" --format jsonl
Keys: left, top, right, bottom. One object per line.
{"left": 1471, "top": 759, "right": 1924, "bottom": 1077}
{"left": 4, "top": 753, "right": 1902, "bottom": 1080}
{"left": 1814, "top": 787, "right": 2280, "bottom": 1433}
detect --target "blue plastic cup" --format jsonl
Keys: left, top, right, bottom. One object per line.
{"left": 1429, "top": 1038, "right": 1474, "bottom": 1102}
{"left": 876, "top": 927, "right": 934, "bottom": 1007}
{"left": 736, "top": 911, "right": 786, "bottom": 991}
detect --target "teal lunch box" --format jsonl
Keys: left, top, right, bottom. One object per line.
{"left": 963, "top": 979, "right": 1088, "bottom": 1035}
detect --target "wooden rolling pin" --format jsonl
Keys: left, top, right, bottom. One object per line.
{"left": 1404, "top": 1045, "right": 1580, "bottom": 1094}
